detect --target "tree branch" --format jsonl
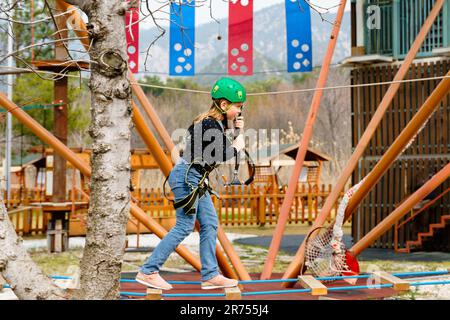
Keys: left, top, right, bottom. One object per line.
{"left": 63, "top": 0, "right": 92, "bottom": 12}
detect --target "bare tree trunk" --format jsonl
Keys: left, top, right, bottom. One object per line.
{"left": 0, "top": 194, "right": 66, "bottom": 300}
{"left": 73, "top": 0, "right": 132, "bottom": 299}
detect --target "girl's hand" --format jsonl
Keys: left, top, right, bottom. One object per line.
{"left": 234, "top": 116, "right": 244, "bottom": 129}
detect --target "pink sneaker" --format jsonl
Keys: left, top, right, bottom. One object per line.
{"left": 135, "top": 271, "right": 173, "bottom": 290}
{"left": 201, "top": 275, "right": 238, "bottom": 290}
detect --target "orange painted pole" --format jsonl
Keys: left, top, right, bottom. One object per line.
{"left": 349, "top": 162, "right": 450, "bottom": 257}
{"left": 0, "top": 92, "right": 202, "bottom": 272}
{"left": 129, "top": 72, "right": 176, "bottom": 157}
{"left": 344, "top": 70, "right": 450, "bottom": 221}
{"left": 260, "top": 0, "right": 348, "bottom": 280}
{"left": 280, "top": 0, "right": 446, "bottom": 286}
{"left": 132, "top": 102, "right": 172, "bottom": 177}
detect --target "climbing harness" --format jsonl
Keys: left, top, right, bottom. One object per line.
{"left": 163, "top": 158, "right": 219, "bottom": 215}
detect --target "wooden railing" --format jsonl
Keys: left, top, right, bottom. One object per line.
{"left": 132, "top": 183, "right": 342, "bottom": 227}
{"left": 5, "top": 184, "right": 343, "bottom": 235}
{"left": 364, "top": 0, "right": 449, "bottom": 58}
{"left": 394, "top": 187, "right": 450, "bottom": 252}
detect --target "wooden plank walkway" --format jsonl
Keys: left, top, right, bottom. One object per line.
{"left": 120, "top": 272, "right": 398, "bottom": 300}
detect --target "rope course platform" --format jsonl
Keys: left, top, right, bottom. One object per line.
{"left": 117, "top": 270, "right": 450, "bottom": 301}
{"left": 1, "top": 270, "right": 449, "bottom": 300}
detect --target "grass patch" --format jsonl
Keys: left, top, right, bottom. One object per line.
{"left": 358, "top": 260, "right": 450, "bottom": 273}
{"left": 29, "top": 248, "right": 82, "bottom": 277}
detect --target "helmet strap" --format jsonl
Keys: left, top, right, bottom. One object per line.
{"left": 213, "top": 100, "right": 231, "bottom": 115}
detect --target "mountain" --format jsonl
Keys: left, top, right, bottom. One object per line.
{"left": 136, "top": 3, "right": 351, "bottom": 83}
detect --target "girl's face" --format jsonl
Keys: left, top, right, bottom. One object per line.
{"left": 220, "top": 100, "right": 244, "bottom": 120}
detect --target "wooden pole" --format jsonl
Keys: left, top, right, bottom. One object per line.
{"left": 280, "top": 0, "right": 446, "bottom": 287}
{"left": 129, "top": 72, "right": 176, "bottom": 160}
{"left": 260, "top": 0, "right": 348, "bottom": 280}
{"left": 344, "top": 70, "right": 450, "bottom": 220}
{"left": 0, "top": 92, "right": 202, "bottom": 271}
{"left": 53, "top": 1, "right": 69, "bottom": 204}
{"left": 349, "top": 162, "right": 450, "bottom": 257}
{"left": 131, "top": 102, "right": 172, "bottom": 177}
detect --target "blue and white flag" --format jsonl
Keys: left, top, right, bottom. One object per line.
{"left": 169, "top": 0, "right": 195, "bottom": 76}
{"left": 285, "top": 0, "right": 313, "bottom": 72}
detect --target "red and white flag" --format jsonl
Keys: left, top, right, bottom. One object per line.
{"left": 125, "top": 1, "right": 139, "bottom": 73}
{"left": 228, "top": 0, "right": 253, "bottom": 76}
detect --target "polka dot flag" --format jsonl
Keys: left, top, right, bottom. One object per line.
{"left": 285, "top": 0, "right": 313, "bottom": 72}
{"left": 125, "top": 0, "right": 139, "bottom": 74}
{"left": 169, "top": 0, "right": 195, "bottom": 76}
{"left": 166, "top": 0, "right": 313, "bottom": 76}
{"left": 228, "top": 0, "right": 253, "bottom": 76}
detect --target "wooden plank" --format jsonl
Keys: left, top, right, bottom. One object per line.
{"left": 297, "top": 275, "right": 327, "bottom": 296}
{"left": 368, "top": 67, "right": 376, "bottom": 157}
{"left": 375, "top": 65, "right": 383, "bottom": 156}
{"left": 387, "top": 164, "right": 394, "bottom": 249}
{"left": 398, "top": 161, "right": 405, "bottom": 248}
{"left": 380, "top": 65, "right": 388, "bottom": 155}
{"left": 380, "top": 63, "right": 388, "bottom": 248}
{"left": 425, "top": 62, "right": 434, "bottom": 155}
{"left": 399, "top": 64, "right": 407, "bottom": 155}
{"left": 362, "top": 68, "right": 369, "bottom": 157}
{"left": 356, "top": 68, "right": 365, "bottom": 240}
{"left": 145, "top": 288, "right": 162, "bottom": 300}
{"left": 443, "top": 60, "right": 449, "bottom": 155}
{"left": 362, "top": 159, "right": 369, "bottom": 243}
{"left": 372, "top": 271, "right": 410, "bottom": 291}
{"left": 386, "top": 64, "right": 396, "bottom": 249}
{"left": 378, "top": 168, "right": 385, "bottom": 248}
{"left": 225, "top": 287, "right": 242, "bottom": 300}
{"left": 351, "top": 68, "right": 358, "bottom": 161}
{"left": 412, "top": 62, "right": 422, "bottom": 155}
{"left": 350, "top": 68, "right": 358, "bottom": 242}
{"left": 369, "top": 160, "right": 377, "bottom": 247}
{"left": 54, "top": 219, "right": 63, "bottom": 253}
{"left": 352, "top": 68, "right": 365, "bottom": 239}
{"left": 408, "top": 158, "right": 415, "bottom": 242}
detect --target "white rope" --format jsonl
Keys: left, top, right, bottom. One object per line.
{"left": 0, "top": 65, "right": 449, "bottom": 97}
{"left": 128, "top": 74, "right": 450, "bottom": 96}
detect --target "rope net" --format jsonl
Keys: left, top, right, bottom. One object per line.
{"left": 304, "top": 180, "right": 364, "bottom": 280}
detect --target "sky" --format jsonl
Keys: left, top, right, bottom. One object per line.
{"left": 142, "top": 0, "right": 350, "bottom": 28}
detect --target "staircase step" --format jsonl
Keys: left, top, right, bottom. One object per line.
{"left": 397, "top": 211, "right": 450, "bottom": 252}
{"left": 418, "top": 233, "right": 433, "bottom": 240}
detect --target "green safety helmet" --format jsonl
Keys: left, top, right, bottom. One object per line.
{"left": 211, "top": 77, "right": 246, "bottom": 103}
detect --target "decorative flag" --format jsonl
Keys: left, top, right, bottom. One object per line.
{"left": 228, "top": 0, "right": 253, "bottom": 75}
{"left": 169, "top": 0, "right": 195, "bottom": 76}
{"left": 125, "top": 0, "right": 140, "bottom": 73}
{"left": 285, "top": 0, "right": 313, "bottom": 72}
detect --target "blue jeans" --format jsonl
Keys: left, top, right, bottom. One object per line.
{"left": 140, "top": 158, "right": 219, "bottom": 281}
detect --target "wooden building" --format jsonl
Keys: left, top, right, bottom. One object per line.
{"left": 251, "top": 143, "right": 332, "bottom": 193}
{"left": 347, "top": 0, "right": 450, "bottom": 251}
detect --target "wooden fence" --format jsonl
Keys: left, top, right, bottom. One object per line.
{"left": 4, "top": 184, "right": 343, "bottom": 235}
{"left": 351, "top": 59, "right": 450, "bottom": 250}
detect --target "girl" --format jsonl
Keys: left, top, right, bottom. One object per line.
{"left": 136, "top": 77, "right": 247, "bottom": 290}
